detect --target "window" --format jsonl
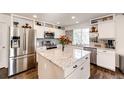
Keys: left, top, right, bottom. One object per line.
{"left": 73, "top": 28, "right": 89, "bottom": 45}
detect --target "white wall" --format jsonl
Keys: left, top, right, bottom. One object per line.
{"left": 0, "top": 14, "right": 11, "bottom": 25}
{"left": 0, "top": 14, "right": 10, "bottom": 68}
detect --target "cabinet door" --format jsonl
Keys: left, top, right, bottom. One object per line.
{"left": 55, "top": 29, "right": 65, "bottom": 38}
{"left": 54, "top": 29, "right": 59, "bottom": 38}
{"left": 97, "top": 51, "right": 115, "bottom": 71}
{"left": 35, "top": 25, "right": 44, "bottom": 38}
{"left": 98, "top": 21, "right": 115, "bottom": 39}
{"left": 60, "top": 29, "right": 65, "bottom": 36}
{"left": 0, "top": 22, "right": 9, "bottom": 68}
{"left": 66, "top": 60, "right": 90, "bottom": 79}
{"left": 44, "top": 27, "right": 54, "bottom": 32}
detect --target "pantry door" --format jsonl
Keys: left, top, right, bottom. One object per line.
{"left": 0, "top": 22, "right": 9, "bottom": 68}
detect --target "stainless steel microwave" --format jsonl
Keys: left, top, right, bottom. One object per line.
{"left": 44, "top": 32, "right": 55, "bottom": 39}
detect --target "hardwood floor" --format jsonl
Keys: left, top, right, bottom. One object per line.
{"left": 9, "top": 68, "right": 38, "bottom": 79}
{"left": 90, "top": 64, "right": 124, "bottom": 79}
{"left": 0, "top": 68, "right": 8, "bottom": 79}
{"left": 1, "top": 64, "right": 124, "bottom": 79}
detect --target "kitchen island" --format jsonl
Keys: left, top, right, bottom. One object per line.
{"left": 37, "top": 46, "right": 90, "bottom": 79}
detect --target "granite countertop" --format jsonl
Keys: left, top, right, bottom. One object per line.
{"left": 37, "top": 46, "right": 90, "bottom": 69}
{"left": 74, "top": 44, "right": 115, "bottom": 51}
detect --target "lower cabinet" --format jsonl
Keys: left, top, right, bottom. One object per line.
{"left": 38, "top": 54, "right": 64, "bottom": 79}
{"left": 38, "top": 53, "right": 90, "bottom": 79}
{"left": 97, "top": 49, "right": 115, "bottom": 71}
{"left": 66, "top": 60, "right": 90, "bottom": 79}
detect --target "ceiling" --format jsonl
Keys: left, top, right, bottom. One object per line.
{"left": 15, "top": 13, "right": 110, "bottom": 26}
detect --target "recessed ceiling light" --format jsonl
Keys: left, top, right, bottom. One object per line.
{"left": 57, "top": 22, "right": 60, "bottom": 24}
{"left": 72, "top": 16, "right": 75, "bottom": 19}
{"left": 33, "top": 15, "right": 37, "bottom": 18}
{"left": 76, "top": 21, "right": 79, "bottom": 24}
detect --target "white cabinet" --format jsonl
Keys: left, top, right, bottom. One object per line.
{"left": 98, "top": 20, "right": 115, "bottom": 39}
{"left": 44, "top": 27, "right": 55, "bottom": 32}
{"left": 55, "top": 29, "right": 65, "bottom": 38}
{"left": 34, "top": 25, "right": 65, "bottom": 39}
{"left": 97, "top": 49, "right": 115, "bottom": 71}
{"left": 38, "top": 54, "right": 64, "bottom": 79}
{"left": 35, "top": 25, "right": 44, "bottom": 38}
{"left": 66, "top": 59, "right": 90, "bottom": 79}
{"left": 38, "top": 53, "right": 90, "bottom": 79}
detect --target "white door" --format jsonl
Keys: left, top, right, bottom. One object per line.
{"left": 98, "top": 21, "right": 115, "bottom": 39}
{"left": 0, "top": 22, "right": 9, "bottom": 68}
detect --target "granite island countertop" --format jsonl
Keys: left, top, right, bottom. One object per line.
{"left": 37, "top": 46, "right": 90, "bottom": 69}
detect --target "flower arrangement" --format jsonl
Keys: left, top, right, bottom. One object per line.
{"left": 58, "top": 35, "right": 72, "bottom": 51}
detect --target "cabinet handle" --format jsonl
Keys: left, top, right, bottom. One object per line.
{"left": 85, "top": 57, "right": 88, "bottom": 59}
{"left": 2, "top": 46, "right": 5, "bottom": 48}
{"left": 73, "top": 65, "right": 77, "bottom": 68}
{"left": 81, "top": 67, "right": 84, "bottom": 70}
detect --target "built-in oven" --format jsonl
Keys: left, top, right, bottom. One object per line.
{"left": 44, "top": 32, "right": 55, "bottom": 39}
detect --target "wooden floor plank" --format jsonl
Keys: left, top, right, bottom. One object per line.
{"left": 1, "top": 64, "right": 124, "bottom": 79}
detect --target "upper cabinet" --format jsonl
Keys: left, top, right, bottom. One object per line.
{"left": 91, "top": 14, "right": 115, "bottom": 39}
{"left": 98, "top": 20, "right": 115, "bottom": 39}
{"left": 35, "top": 21, "right": 65, "bottom": 38}
{"left": 55, "top": 29, "right": 65, "bottom": 38}
{"left": 34, "top": 25, "right": 44, "bottom": 38}
{"left": 44, "top": 27, "right": 55, "bottom": 32}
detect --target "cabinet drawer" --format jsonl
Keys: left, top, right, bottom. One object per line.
{"left": 97, "top": 49, "right": 115, "bottom": 54}
{"left": 66, "top": 59, "right": 90, "bottom": 79}
{"left": 64, "top": 54, "right": 89, "bottom": 78}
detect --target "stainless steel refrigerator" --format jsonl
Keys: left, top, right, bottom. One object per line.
{"left": 8, "top": 23, "right": 36, "bottom": 76}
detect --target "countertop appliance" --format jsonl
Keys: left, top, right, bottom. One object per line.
{"left": 8, "top": 23, "right": 36, "bottom": 76}
{"left": 107, "top": 40, "right": 115, "bottom": 49}
{"left": 83, "top": 47, "right": 97, "bottom": 65}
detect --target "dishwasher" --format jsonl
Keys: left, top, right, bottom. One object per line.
{"left": 83, "top": 47, "right": 97, "bottom": 65}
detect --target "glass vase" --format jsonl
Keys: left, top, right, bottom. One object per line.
{"left": 62, "top": 44, "right": 64, "bottom": 51}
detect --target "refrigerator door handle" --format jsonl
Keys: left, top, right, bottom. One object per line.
{"left": 25, "top": 29, "right": 26, "bottom": 51}
{"left": 23, "top": 28, "right": 26, "bottom": 51}
{"left": 10, "top": 54, "right": 35, "bottom": 59}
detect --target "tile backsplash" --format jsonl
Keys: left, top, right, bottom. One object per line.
{"left": 91, "top": 39, "right": 116, "bottom": 49}
{"left": 36, "top": 38, "right": 60, "bottom": 47}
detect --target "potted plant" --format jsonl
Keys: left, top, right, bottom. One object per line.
{"left": 58, "top": 35, "right": 72, "bottom": 51}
